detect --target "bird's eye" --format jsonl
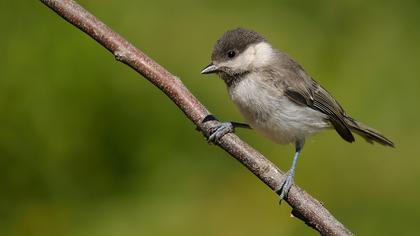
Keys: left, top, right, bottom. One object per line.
{"left": 227, "top": 50, "right": 236, "bottom": 58}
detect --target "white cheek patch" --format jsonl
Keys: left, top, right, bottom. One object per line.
{"left": 219, "top": 42, "right": 274, "bottom": 71}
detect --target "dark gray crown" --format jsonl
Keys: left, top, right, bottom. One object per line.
{"left": 211, "top": 28, "right": 266, "bottom": 62}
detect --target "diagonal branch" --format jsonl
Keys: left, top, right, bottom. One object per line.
{"left": 39, "top": 0, "right": 353, "bottom": 235}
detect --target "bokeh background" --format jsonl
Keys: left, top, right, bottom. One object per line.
{"left": 1, "top": 0, "right": 419, "bottom": 235}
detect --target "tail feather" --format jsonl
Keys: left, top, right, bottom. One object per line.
{"left": 345, "top": 117, "right": 394, "bottom": 147}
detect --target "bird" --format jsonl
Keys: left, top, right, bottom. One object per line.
{"left": 201, "top": 28, "right": 394, "bottom": 200}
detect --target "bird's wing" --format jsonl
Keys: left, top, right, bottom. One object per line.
{"left": 277, "top": 59, "right": 355, "bottom": 143}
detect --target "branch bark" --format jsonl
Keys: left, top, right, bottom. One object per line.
{"left": 39, "top": 1, "right": 353, "bottom": 235}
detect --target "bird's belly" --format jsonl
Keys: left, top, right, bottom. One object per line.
{"left": 245, "top": 99, "right": 329, "bottom": 144}
{"left": 229, "top": 79, "right": 329, "bottom": 144}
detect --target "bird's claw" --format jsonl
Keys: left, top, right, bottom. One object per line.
{"left": 276, "top": 171, "right": 295, "bottom": 203}
{"left": 208, "top": 122, "right": 234, "bottom": 143}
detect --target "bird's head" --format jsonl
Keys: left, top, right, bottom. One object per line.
{"left": 201, "top": 28, "right": 275, "bottom": 83}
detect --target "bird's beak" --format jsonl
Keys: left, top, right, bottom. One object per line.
{"left": 201, "top": 63, "right": 219, "bottom": 74}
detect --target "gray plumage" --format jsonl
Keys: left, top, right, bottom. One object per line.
{"left": 204, "top": 28, "right": 394, "bottom": 147}
{"left": 202, "top": 28, "right": 394, "bottom": 199}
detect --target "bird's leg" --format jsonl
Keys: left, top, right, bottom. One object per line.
{"left": 276, "top": 140, "right": 304, "bottom": 202}
{"left": 208, "top": 122, "right": 251, "bottom": 143}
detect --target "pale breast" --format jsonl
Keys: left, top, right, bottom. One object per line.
{"left": 228, "top": 74, "right": 329, "bottom": 144}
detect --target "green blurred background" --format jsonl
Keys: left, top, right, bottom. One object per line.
{"left": 1, "top": 0, "right": 419, "bottom": 235}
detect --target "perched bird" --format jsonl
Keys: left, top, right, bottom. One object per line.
{"left": 201, "top": 28, "right": 394, "bottom": 200}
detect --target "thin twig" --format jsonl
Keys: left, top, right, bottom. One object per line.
{"left": 39, "top": 0, "right": 353, "bottom": 235}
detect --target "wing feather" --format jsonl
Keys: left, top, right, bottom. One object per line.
{"left": 277, "top": 58, "right": 355, "bottom": 142}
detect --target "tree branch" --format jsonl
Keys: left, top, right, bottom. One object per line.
{"left": 39, "top": 0, "right": 353, "bottom": 235}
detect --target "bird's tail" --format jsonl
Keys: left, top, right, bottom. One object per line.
{"left": 345, "top": 117, "right": 394, "bottom": 147}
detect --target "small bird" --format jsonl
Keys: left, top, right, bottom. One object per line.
{"left": 201, "top": 28, "right": 394, "bottom": 200}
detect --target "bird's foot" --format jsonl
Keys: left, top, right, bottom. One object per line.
{"left": 276, "top": 170, "right": 295, "bottom": 203}
{"left": 208, "top": 122, "right": 234, "bottom": 143}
